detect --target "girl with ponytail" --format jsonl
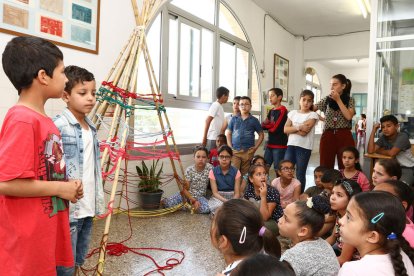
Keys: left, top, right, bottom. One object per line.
{"left": 338, "top": 191, "right": 414, "bottom": 275}
{"left": 314, "top": 74, "right": 356, "bottom": 169}
{"left": 210, "top": 199, "right": 281, "bottom": 275}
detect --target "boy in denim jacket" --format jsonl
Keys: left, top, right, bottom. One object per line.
{"left": 54, "top": 66, "right": 105, "bottom": 275}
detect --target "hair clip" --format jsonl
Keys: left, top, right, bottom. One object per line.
{"left": 342, "top": 181, "right": 354, "bottom": 196}
{"left": 387, "top": 232, "right": 397, "bottom": 240}
{"left": 258, "top": 226, "right": 266, "bottom": 237}
{"left": 306, "top": 197, "right": 313, "bottom": 209}
{"left": 239, "top": 226, "right": 247, "bottom": 244}
{"left": 371, "top": 212, "right": 384, "bottom": 224}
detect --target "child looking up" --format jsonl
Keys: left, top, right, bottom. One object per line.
{"left": 210, "top": 199, "right": 281, "bottom": 275}
{"left": 208, "top": 145, "right": 241, "bottom": 213}
{"left": 340, "top": 147, "right": 370, "bottom": 191}
{"left": 326, "top": 180, "right": 362, "bottom": 266}
{"left": 301, "top": 166, "right": 328, "bottom": 200}
{"left": 374, "top": 180, "right": 414, "bottom": 247}
{"left": 271, "top": 160, "right": 301, "bottom": 209}
{"left": 54, "top": 66, "right": 105, "bottom": 275}
{"left": 244, "top": 165, "right": 284, "bottom": 234}
{"left": 209, "top": 134, "right": 227, "bottom": 167}
{"left": 262, "top": 88, "right": 288, "bottom": 173}
{"left": 284, "top": 90, "right": 319, "bottom": 192}
{"left": 372, "top": 158, "right": 402, "bottom": 186}
{"left": 163, "top": 145, "right": 213, "bottom": 213}
{"left": 0, "top": 36, "right": 83, "bottom": 274}
{"left": 338, "top": 191, "right": 414, "bottom": 275}
{"left": 279, "top": 196, "right": 340, "bottom": 276}
{"left": 240, "top": 155, "right": 269, "bottom": 196}
{"left": 368, "top": 114, "right": 414, "bottom": 185}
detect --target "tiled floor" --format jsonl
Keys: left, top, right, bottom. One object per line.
{"left": 83, "top": 152, "right": 370, "bottom": 275}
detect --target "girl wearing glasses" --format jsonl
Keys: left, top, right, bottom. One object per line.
{"left": 271, "top": 160, "right": 301, "bottom": 209}
{"left": 208, "top": 145, "right": 241, "bottom": 214}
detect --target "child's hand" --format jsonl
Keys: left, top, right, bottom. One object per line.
{"left": 300, "top": 123, "right": 312, "bottom": 133}
{"left": 192, "top": 199, "right": 201, "bottom": 211}
{"left": 373, "top": 122, "right": 380, "bottom": 130}
{"left": 57, "top": 180, "right": 83, "bottom": 203}
{"left": 259, "top": 181, "right": 267, "bottom": 197}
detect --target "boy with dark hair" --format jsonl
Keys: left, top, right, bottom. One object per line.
{"left": 262, "top": 88, "right": 288, "bottom": 173}
{"left": 300, "top": 166, "right": 328, "bottom": 200}
{"left": 0, "top": 36, "right": 83, "bottom": 274}
{"left": 209, "top": 134, "right": 227, "bottom": 167}
{"left": 224, "top": 95, "right": 241, "bottom": 129}
{"left": 368, "top": 114, "right": 414, "bottom": 186}
{"left": 54, "top": 65, "right": 105, "bottom": 275}
{"left": 227, "top": 96, "right": 264, "bottom": 175}
{"left": 320, "top": 169, "right": 342, "bottom": 197}
{"left": 202, "top": 86, "right": 229, "bottom": 151}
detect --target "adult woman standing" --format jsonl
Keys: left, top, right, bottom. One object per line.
{"left": 314, "top": 74, "right": 356, "bottom": 169}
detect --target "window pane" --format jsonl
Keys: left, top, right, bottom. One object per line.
{"left": 236, "top": 47, "right": 249, "bottom": 97}
{"left": 168, "top": 17, "right": 178, "bottom": 96}
{"left": 180, "top": 23, "right": 200, "bottom": 97}
{"left": 170, "top": 0, "right": 215, "bottom": 24}
{"left": 201, "top": 28, "right": 213, "bottom": 103}
{"left": 219, "top": 40, "right": 236, "bottom": 99}
{"left": 133, "top": 108, "right": 162, "bottom": 145}
{"left": 137, "top": 13, "right": 161, "bottom": 93}
{"left": 219, "top": 3, "right": 247, "bottom": 41}
{"left": 251, "top": 57, "right": 260, "bottom": 111}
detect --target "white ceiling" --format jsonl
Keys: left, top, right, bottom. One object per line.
{"left": 318, "top": 58, "right": 369, "bottom": 70}
{"left": 251, "top": 0, "right": 370, "bottom": 38}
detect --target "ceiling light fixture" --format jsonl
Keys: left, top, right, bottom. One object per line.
{"left": 355, "top": 0, "right": 368, "bottom": 18}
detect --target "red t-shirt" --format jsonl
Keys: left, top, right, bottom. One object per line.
{"left": 0, "top": 106, "right": 73, "bottom": 275}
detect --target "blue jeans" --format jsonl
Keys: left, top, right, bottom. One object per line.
{"left": 284, "top": 146, "right": 312, "bottom": 193}
{"left": 264, "top": 147, "right": 287, "bottom": 171}
{"left": 56, "top": 217, "right": 94, "bottom": 276}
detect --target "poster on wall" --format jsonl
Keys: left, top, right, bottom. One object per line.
{"left": 273, "top": 53, "right": 289, "bottom": 102}
{"left": 0, "top": 0, "right": 100, "bottom": 54}
{"left": 399, "top": 68, "right": 414, "bottom": 114}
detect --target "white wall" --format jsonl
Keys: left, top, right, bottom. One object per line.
{"left": 304, "top": 31, "right": 370, "bottom": 61}
{"left": 0, "top": 0, "right": 135, "bottom": 126}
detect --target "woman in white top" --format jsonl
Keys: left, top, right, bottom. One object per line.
{"left": 284, "top": 90, "right": 319, "bottom": 192}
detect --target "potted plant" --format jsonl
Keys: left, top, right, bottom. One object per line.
{"left": 136, "top": 159, "right": 164, "bottom": 209}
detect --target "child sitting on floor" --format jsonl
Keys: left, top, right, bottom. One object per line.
{"left": 244, "top": 164, "right": 283, "bottom": 234}
{"left": 163, "top": 145, "right": 213, "bottom": 213}
{"left": 279, "top": 195, "right": 340, "bottom": 275}
{"left": 326, "top": 179, "right": 362, "bottom": 266}
{"left": 340, "top": 147, "right": 370, "bottom": 191}
{"left": 240, "top": 155, "right": 269, "bottom": 196}
{"left": 338, "top": 191, "right": 414, "bottom": 275}
{"left": 300, "top": 166, "right": 328, "bottom": 200}
{"left": 211, "top": 199, "right": 281, "bottom": 275}
{"left": 372, "top": 158, "right": 402, "bottom": 186}
{"left": 209, "top": 134, "right": 227, "bottom": 167}
{"left": 271, "top": 160, "right": 301, "bottom": 208}
{"left": 374, "top": 180, "right": 414, "bottom": 247}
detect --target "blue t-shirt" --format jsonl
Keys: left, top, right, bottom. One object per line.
{"left": 228, "top": 114, "right": 263, "bottom": 150}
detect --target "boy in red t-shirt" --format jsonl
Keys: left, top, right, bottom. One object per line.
{"left": 209, "top": 134, "right": 227, "bottom": 167}
{"left": 0, "top": 36, "right": 83, "bottom": 275}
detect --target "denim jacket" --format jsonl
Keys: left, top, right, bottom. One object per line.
{"left": 53, "top": 108, "right": 105, "bottom": 221}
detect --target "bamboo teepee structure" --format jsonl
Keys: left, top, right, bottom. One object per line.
{"left": 88, "top": 0, "right": 187, "bottom": 274}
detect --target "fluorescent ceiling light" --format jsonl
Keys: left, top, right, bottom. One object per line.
{"left": 355, "top": 0, "right": 368, "bottom": 18}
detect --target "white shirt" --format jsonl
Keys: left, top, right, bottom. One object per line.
{"left": 207, "top": 101, "right": 225, "bottom": 140}
{"left": 339, "top": 252, "right": 414, "bottom": 276}
{"left": 287, "top": 110, "right": 319, "bottom": 150}
{"left": 76, "top": 128, "right": 96, "bottom": 218}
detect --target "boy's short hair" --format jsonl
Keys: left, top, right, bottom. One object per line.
{"left": 234, "top": 96, "right": 241, "bottom": 102}
{"left": 240, "top": 96, "right": 251, "bottom": 104}
{"left": 380, "top": 115, "right": 398, "bottom": 125}
{"left": 321, "top": 169, "right": 342, "bottom": 184}
{"left": 64, "top": 65, "right": 95, "bottom": 94}
{"left": 314, "top": 166, "right": 328, "bottom": 174}
{"left": 216, "top": 86, "right": 229, "bottom": 99}
{"left": 268, "top": 88, "right": 283, "bottom": 97}
{"left": 216, "top": 134, "right": 227, "bottom": 143}
{"left": 2, "top": 36, "right": 63, "bottom": 95}
{"left": 361, "top": 114, "right": 366, "bottom": 119}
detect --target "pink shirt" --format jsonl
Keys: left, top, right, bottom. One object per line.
{"left": 340, "top": 169, "right": 371, "bottom": 191}
{"left": 271, "top": 177, "right": 300, "bottom": 208}
{"left": 403, "top": 216, "right": 414, "bottom": 248}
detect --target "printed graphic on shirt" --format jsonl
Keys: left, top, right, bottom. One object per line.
{"left": 37, "top": 133, "right": 68, "bottom": 217}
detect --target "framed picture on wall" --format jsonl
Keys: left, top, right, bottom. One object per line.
{"left": 273, "top": 53, "right": 289, "bottom": 102}
{"left": 0, "top": 0, "right": 100, "bottom": 54}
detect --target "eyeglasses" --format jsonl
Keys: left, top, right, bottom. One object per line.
{"left": 239, "top": 103, "right": 251, "bottom": 107}
{"left": 281, "top": 167, "right": 295, "bottom": 172}
{"left": 219, "top": 155, "right": 231, "bottom": 160}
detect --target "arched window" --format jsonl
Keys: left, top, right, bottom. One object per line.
{"left": 134, "top": 1, "right": 261, "bottom": 145}
{"left": 305, "top": 67, "right": 323, "bottom": 134}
